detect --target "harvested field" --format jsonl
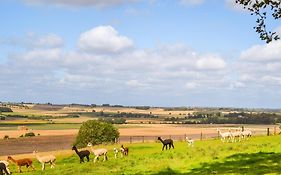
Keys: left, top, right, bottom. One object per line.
{"left": 0, "top": 124, "right": 277, "bottom": 156}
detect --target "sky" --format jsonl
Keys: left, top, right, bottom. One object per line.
{"left": 0, "top": 0, "right": 281, "bottom": 108}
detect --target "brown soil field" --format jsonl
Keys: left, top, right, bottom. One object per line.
{"left": 0, "top": 124, "right": 277, "bottom": 156}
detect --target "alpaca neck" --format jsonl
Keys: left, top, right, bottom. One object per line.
{"left": 9, "top": 157, "right": 17, "bottom": 164}
{"left": 34, "top": 153, "right": 41, "bottom": 161}
{"left": 159, "top": 138, "right": 164, "bottom": 144}
{"left": 73, "top": 148, "right": 79, "bottom": 155}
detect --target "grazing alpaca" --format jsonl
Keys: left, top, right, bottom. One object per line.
{"left": 217, "top": 129, "right": 232, "bottom": 142}
{"left": 71, "top": 146, "right": 90, "bottom": 163}
{"left": 0, "top": 162, "right": 9, "bottom": 175}
{"left": 113, "top": 148, "right": 119, "bottom": 159}
{"left": 87, "top": 143, "right": 108, "bottom": 163}
{"left": 157, "top": 137, "right": 174, "bottom": 151}
{"left": 185, "top": 137, "right": 194, "bottom": 147}
{"left": 0, "top": 161, "right": 10, "bottom": 175}
{"left": 33, "top": 151, "right": 56, "bottom": 170}
{"left": 120, "top": 145, "right": 129, "bottom": 157}
{"left": 242, "top": 130, "right": 252, "bottom": 139}
{"left": 7, "top": 156, "right": 35, "bottom": 173}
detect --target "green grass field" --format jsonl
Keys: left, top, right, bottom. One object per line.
{"left": 6, "top": 135, "right": 281, "bottom": 175}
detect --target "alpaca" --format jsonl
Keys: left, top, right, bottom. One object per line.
{"left": 0, "top": 162, "right": 9, "bottom": 175}
{"left": 33, "top": 151, "right": 56, "bottom": 170}
{"left": 87, "top": 143, "right": 108, "bottom": 163}
{"left": 7, "top": 156, "right": 35, "bottom": 173}
{"left": 120, "top": 145, "right": 129, "bottom": 156}
{"left": 185, "top": 137, "right": 194, "bottom": 147}
{"left": 217, "top": 129, "right": 232, "bottom": 142}
{"left": 230, "top": 129, "right": 242, "bottom": 142}
{"left": 113, "top": 148, "right": 119, "bottom": 159}
{"left": 242, "top": 130, "right": 252, "bottom": 139}
{"left": 0, "top": 161, "right": 10, "bottom": 175}
{"left": 71, "top": 146, "right": 90, "bottom": 163}
{"left": 157, "top": 137, "right": 174, "bottom": 151}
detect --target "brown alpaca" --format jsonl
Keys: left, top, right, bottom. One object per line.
{"left": 7, "top": 156, "right": 35, "bottom": 173}
{"left": 120, "top": 145, "right": 129, "bottom": 156}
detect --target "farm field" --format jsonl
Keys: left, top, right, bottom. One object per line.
{"left": 2, "top": 135, "right": 281, "bottom": 175}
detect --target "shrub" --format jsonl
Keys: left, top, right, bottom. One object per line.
{"left": 0, "top": 115, "right": 6, "bottom": 120}
{"left": 74, "top": 120, "right": 119, "bottom": 148}
{"left": 24, "top": 132, "right": 35, "bottom": 137}
{"left": 3, "top": 135, "right": 9, "bottom": 139}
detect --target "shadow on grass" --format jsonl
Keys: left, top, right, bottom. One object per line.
{"left": 153, "top": 152, "right": 281, "bottom": 175}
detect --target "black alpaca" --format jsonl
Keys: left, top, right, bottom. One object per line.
{"left": 157, "top": 137, "right": 174, "bottom": 151}
{"left": 0, "top": 162, "right": 9, "bottom": 175}
{"left": 72, "top": 146, "right": 90, "bottom": 163}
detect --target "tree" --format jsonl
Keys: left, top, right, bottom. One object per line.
{"left": 235, "top": 0, "right": 281, "bottom": 43}
{"left": 74, "top": 120, "right": 119, "bottom": 148}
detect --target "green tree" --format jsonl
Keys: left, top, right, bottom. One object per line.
{"left": 74, "top": 120, "right": 119, "bottom": 148}
{"left": 235, "top": 0, "right": 281, "bottom": 43}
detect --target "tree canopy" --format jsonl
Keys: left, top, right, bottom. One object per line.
{"left": 235, "top": 0, "right": 281, "bottom": 43}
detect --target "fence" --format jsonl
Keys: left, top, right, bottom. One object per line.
{"left": 117, "top": 126, "right": 280, "bottom": 143}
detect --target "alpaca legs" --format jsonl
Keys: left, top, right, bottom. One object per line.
{"left": 94, "top": 156, "right": 99, "bottom": 163}
{"left": 41, "top": 163, "right": 45, "bottom": 170}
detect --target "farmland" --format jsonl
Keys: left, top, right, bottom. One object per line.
{"left": 1, "top": 135, "right": 281, "bottom": 174}
{"left": 1, "top": 104, "right": 281, "bottom": 174}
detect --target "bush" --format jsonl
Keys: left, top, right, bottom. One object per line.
{"left": 3, "top": 135, "right": 9, "bottom": 139}
{"left": 24, "top": 132, "right": 35, "bottom": 137}
{"left": 0, "top": 115, "right": 6, "bottom": 120}
{"left": 74, "top": 120, "right": 119, "bottom": 148}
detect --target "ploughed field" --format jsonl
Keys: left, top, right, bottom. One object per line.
{"left": 3, "top": 135, "right": 281, "bottom": 175}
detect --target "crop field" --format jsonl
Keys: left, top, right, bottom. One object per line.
{"left": 3, "top": 135, "right": 281, "bottom": 175}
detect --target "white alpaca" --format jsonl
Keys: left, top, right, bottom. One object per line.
{"left": 242, "top": 130, "right": 252, "bottom": 139}
{"left": 0, "top": 160, "right": 10, "bottom": 174}
{"left": 33, "top": 151, "right": 56, "bottom": 170}
{"left": 113, "top": 148, "right": 119, "bottom": 159}
{"left": 87, "top": 143, "right": 108, "bottom": 163}
{"left": 185, "top": 137, "right": 194, "bottom": 147}
{"left": 231, "top": 129, "right": 242, "bottom": 142}
{"left": 217, "top": 128, "right": 232, "bottom": 142}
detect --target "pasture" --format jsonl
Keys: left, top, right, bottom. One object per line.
{"left": 3, "top": 135, "right": 281, "bottom": 175}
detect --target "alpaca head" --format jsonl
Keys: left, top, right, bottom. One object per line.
{"left": 71, "top": 146, "right": 77, "bottom": 150}
{"left": 157, "top": 137, "right": 161, "bottom": 140}
{"left": 7, "top": 156, "right": 12, "bottom": 162}
{"left": 33, "top": 150, "right": 38, "bottom": 155}
{"left": 87, "top": 143, "right": 92, "bottom": 147}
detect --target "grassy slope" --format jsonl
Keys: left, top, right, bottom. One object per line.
{"left": 8, "top": 135, "right": 281, "bottom": 175}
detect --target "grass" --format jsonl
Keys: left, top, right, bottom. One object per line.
{"left": 6, "top": 135, "right": 281, "bottom": 175}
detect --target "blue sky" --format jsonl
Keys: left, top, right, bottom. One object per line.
{"left": 0, "top": 0, "right": 281, "bottom": 108}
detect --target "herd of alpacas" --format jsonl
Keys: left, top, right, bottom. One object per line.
{"left": 0, "top": 128, "right": 252, "bottom": 174}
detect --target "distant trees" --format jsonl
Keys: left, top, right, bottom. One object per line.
{"left": 0, "top": 107, "right": 13, "bottom": 112}
{"left": 235, "top": 0, "right": 281, "bottom": 43}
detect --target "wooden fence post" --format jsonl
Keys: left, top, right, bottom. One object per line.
{"left": 267, "top": 128, "right": 270, "bottom": 136}
{"left": 200, "top": 131, "right": 203, "bottom": 140}
{"left": 217, "top": 131, "right": 220, "bottom": 139}
{"left": 130, "top": 136, "right": 132, "bottom": 143}
{"left": 274, "top": 127, "right": 276, "bottom": 135}
{"left": 242, "top": 126, "right": 244, "bottom": 132}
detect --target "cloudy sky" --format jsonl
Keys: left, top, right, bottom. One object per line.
{"left": 0, "top": 0, "right": 280, "bottom": 108}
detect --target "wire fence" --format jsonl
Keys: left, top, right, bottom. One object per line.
{"left": 117, "top": 126, "right": 280, "bottom": 144}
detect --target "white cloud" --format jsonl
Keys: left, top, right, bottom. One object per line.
{"left": 196, "top": 55, "right": 226, "bottom": 70}
{"left": 32, "top": 34, "right": 64, "bottom": 48}
{"left": 23, "top": 0, "right": 139, "bottom": 8}
{"left": 240, "top": 41, "right": 281, "bottom": 62}
{"left": 179, "top": 0, "right": 204, "bottom": 6}
{"left": 78, "top": 26, "right": 133, "bottom": 53}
